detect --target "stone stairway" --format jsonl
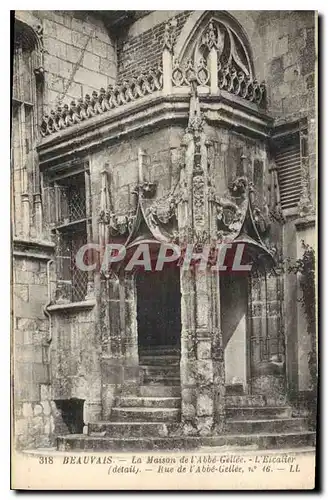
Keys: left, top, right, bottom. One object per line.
{"left": 57, "top": 391, "right": 315, "bottom": 451}
{"left": 57, "top": 351, "right": 315, "bottom": 452}
{"left": 139, "top": 346, "right": 180, "bottom": 386}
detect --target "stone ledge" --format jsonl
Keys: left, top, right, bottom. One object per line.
{"left": 37, "top": 91, "right": 272, "bottom": 169}
{"left": 294, "top": 215, "right": 316, "bottom": 231}
{"left": 13, "top": 238, "right": 55, "bottom": 260}
{"left": 46, "top": 299, "right": 96, "bottom": 313}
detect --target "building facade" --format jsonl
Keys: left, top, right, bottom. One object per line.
{"left": 12, "top": 10, "right": 317, "bottom": 450}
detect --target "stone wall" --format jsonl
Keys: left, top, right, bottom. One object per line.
{"left": 13, "top": 255, "right": 55, "bottom": 448}
{"left": 232, "top": 10, "right": 316, "bottom": 201}
{"left": 51, "top": 306, "right": 101, "bottom": 424}
{"left": 15, "top": 10, "right": 117, "bottom": 114}
{"left": 90, "top": 125, "right": 185, "bottom": 223}
{"left": 12, "top": 10, "right": 317, "bottom": 446}
{"left": 230, "top": 10, "right": 316, "bottom": 396}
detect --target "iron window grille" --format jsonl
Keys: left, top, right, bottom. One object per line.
{"left": 56, "top": 228, "right": 88, "bottom": 302}
{"left": 47, "top": 171, "right": 90, "bottom": 303}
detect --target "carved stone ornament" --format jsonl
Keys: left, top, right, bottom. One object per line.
{"left": 135, "top": 181, "right": 157, "bottom": 199}
{"left": 172, "top": 18, "right": 266, "bottom": 106}
{"left": 197, "top": 19, "right": 251, "bottom": 76}
{"left": 163, "top": 22, "right": 174, "bottom": 52}
{"left": 172, "top": 57, "right": 210, "bottom": 87}
{"left": 41, "top": 67, "right": 163, "bottom": 136}
{"left": 35, "top": 24, "right": 44, "bottom": 49}
{"left": 98, "top": 209, "right": 135, "bottom": 238}
{"left": 201, "top": 22, "right": 222, "bottom": 52}
{"left": 213, "top": 176, "right": 249, "bottom": 238}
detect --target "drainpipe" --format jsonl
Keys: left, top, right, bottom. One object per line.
{"left": 43, "top": 259, "right": 54, "bottom": 380}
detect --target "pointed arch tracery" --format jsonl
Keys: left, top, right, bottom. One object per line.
{"left": 170, "top": 11, "right": 265, "bottom": 105}
{"left": 175, "top": 11, "right": 255, "bottom": 78}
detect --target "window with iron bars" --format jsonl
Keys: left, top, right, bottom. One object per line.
{"left": 56, "top": 226, "right": 88, "bottom": 302}
{"left": 45, "top": 171, "right": 90, "bottom": 302}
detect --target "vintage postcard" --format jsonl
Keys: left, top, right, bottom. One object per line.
{"left": 11, "top": 9, "right": 317, "bottom": 490}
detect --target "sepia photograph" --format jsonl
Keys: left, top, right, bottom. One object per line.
{"left": 10, "top": 8, "right": 318, "bottom": 490}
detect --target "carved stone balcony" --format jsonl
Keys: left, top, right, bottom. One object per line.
{"left": 38, "top": 19, "right": 271, "bottom": 169}
{"left": 40, "top": 67, "right": 164, "bottom": 137}
{"left": 40, "top": 31, "right": 266, "bottom": 139}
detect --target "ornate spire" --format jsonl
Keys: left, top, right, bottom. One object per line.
{"left": 187, "top": 78, "right": 205, "bottom": 134}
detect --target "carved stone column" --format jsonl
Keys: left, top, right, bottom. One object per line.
{"left": 178, "top": 84, "right": 225, "bottom": 435}
{"left": 98, "top": 166, "right": 140, "bottom": 418}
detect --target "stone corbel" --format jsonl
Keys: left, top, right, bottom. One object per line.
{"left": 135, "top": 181, "right": 157, "bottom": 199}
{"left": 34, "top": 66, "right": 44, "bottom": 82}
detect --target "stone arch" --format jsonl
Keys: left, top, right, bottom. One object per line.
{"left": 14, "top": 18, "right": 42, "bottom": 50}
{"left": 174, "top": 10, "right": 255, "bottom": 79}
{"left": 14, "top": 18, "right": 43, "bottom": 71}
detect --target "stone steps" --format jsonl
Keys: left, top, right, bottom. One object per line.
{"left": 140, "top": 365, "right": 180, "bottom": 376}
{"left": 225, "top": 395, "right": 266, "bottom": 407}
{"left": 57, "top": 431, "right": 316, "bottom": 452}
{"left": 88, "top": 417, "right": 307, "bottom": 438}
{"left": 110, "top": 407, "right": 181, "bottom": 422}
{"left": 139, "top": 346, "right": 180, "bottom": 357}
{"left": 56, "top": 383, "right": 314, "bottom": 452}
{"left": 226, "top": 383, "right": 244, "bottom": 395}
{"left": 139, "top": 355, "right": 180, "bottom": 366}
{"left": 227, "top": 417, "right": 307, "bottom": 434}
{"left": 139, "top": 385, "right": 180, "bottom": 397}
{"left": 89, "top": 421, "right": 170, "bottom": 438}
{"left": 116, "top": 396, "right": 181, "bottom": 408}
{"left": 226, "top": 406, "right": 293, "bottom": 420}
{"left": 142, "top": 375, "right": 180, "bottom": 385}
{"left": 140, "top": 365, "right": 180, "bottom": 385}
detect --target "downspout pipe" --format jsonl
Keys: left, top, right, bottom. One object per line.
{"left": 43, "top": 259, "right": 54, "bottom": 380}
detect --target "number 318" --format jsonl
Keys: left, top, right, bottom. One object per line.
{"left": 38, "top": 456, "right": 53, "bottom": 464}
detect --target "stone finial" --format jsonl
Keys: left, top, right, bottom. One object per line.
{"left": 163, "top": 22, "right": 174, "bottom": 52}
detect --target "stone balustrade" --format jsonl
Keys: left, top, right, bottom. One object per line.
{"left": 40, "top": 66, "right": 163, "bottom": 137}
{"left": 171, "top": 57, "right": 266, "bottom": 106}
{"left": 40, "top": 44, "right": 266, "bottom": 137}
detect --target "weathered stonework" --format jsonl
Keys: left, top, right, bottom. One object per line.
{"left": 12, "top": 10, "right": 317, "bottom": 450}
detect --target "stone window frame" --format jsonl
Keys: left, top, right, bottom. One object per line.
{"left": 12, "top": 18, "right": 44, "bottom": 239}
{"left": 43, "top": 161, "right": 94, "bottom": 304}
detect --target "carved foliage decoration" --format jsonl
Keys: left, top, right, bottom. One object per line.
{"left": 193, "top": 175, "right": 205, "bottom": 226}
{"left": 196, "top": 20, "right": 252, "bottom": 77}
{"left": 212, "top": 176, "right": 249, "bottom": 240}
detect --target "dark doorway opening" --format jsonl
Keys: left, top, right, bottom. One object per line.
{"left": 136, "top": 266, "right": 181, "bottom": 352}
{"left": 54, "top": 398, "right": 84, "bottom": 434}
